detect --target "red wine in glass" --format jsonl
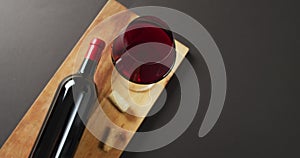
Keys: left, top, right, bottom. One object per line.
{"left": 112, "top": 16, "right": 176, "bottom": 85}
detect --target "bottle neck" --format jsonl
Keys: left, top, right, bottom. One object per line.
{"left": 78, "top": 58, "right": 97, "bottom": 78}
{"left": 77, "top": 38, "right": 105, "bottom": 78}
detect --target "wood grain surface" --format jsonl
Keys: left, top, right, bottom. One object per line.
{"left": 0, "top": 0, "right": 189, "bottom": 157}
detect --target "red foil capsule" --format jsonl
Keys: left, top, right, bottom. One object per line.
{"left": 85, "top": 38, "right": 106, "bottom": 62}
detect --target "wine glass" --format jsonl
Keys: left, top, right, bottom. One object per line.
{"left": 109, "top": 16, "right": 176, "bottom": 114}
{"left": 112, "top": 16, "right": 176, "bottom": 91}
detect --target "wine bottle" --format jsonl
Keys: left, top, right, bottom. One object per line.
{"left": 29, "top": 38, "right": 105, "bottom": 158}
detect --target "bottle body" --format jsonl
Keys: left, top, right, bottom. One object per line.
{"left": 30, "top": 75, "right": 97, "bottom": 158}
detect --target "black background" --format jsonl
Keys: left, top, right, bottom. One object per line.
{"left": 0, "top": 0, "right": 299, "bottom": 157}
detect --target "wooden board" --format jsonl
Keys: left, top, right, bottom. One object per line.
{"left": 0, "top": 0, "right": 189, "bottom": 157}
